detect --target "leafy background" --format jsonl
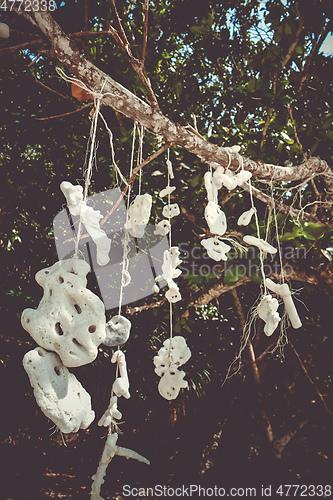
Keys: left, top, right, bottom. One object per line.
{"left": 1, "top": 0, "right": 333, "bottom": 498}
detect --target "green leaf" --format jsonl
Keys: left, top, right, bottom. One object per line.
{"left": 191, "top": 172, "right": 202, "bottom": 188}
{"left": 224, "top": 265, "right": 245, "bottom": 286}
{"left": 325, "top": 131, "right": 333, "bottom": 141}
{"left": 247, "top": 79, "right": 256, "bottom": 92}
{"left": 190, "top": 25, "right": 209, "bottom": 36}
{"left": 309, "top": 139, "right": 320, "bottom": 155}
{"left": 175, "top": 322, "right": 182, "bottom": 334}
{"left": 284, "top": 22, "right": 293, "bottom": 35}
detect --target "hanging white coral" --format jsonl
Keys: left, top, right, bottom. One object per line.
{"left": 265, "top": 278, "right": 302, "bottom": 329}
{"left": 60, "top": 181, "right": 111, "bottom": 266}
{"left": 124, "top": 193, "right": 152, "bottom": 238}
{"left": 257, "top": 295, "right": 281, "bottom": 336}
{"left": 153, "top": 336, "right": 191, "bottom": 400}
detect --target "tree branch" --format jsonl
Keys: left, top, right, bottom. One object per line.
{"left": 289, "top": 341, "right": 333, "bottom": 418}
{"left": 231, "top": 288, "right": 274, "bottom": 445}
{"left": 107, "top": 2, "right": 159, "bottom": 109}
{"left": 10, "top": 6, "right": 331, "bottom": 224}
{"left": 141, "top": 0, "right": 149, "bottom": 63}
{"left": 241, "top": 180, "right": 332, "bottom": 226}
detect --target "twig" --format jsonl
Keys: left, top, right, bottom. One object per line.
{"left": 289, "top": 341, "right": 332, "bottom": 418}
{"left": 141, "top": 0, "right": 149, "bottom": 63}
{"left": 109, "top": 0, "right": 130, "bottom": 46}
{"left": 241, "top": 181, "right": 330, "bottom": 226}
{"left": 0, "top": 30, "right": 112, "bottom": 55}
{"left": 35, "top": 79, "right": 79, "bottom": 106}
{"left": 107, "top": 0, "right": 159, "bottom": 108}
{"left": 231, "top": 288, "right": 274, "bottom": 444}
{"left": 35, "top": 103, "right": 91, "bottom": 120}
{"left": 101, "top": 143, "right": 170, "bottom": 226}
{"left": 286, "top": 105, "right": 306, "bottom": 160}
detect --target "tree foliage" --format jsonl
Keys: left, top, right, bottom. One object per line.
{"left": 0, "top": 0, "right": 333, "bottom": 497}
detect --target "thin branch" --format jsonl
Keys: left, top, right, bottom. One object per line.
{"left": 289, "top": 341, "right": 332, "bottom": 418}
{"left": 35, "top": 79, "right": 79, "bottom": 106}
{"left": 35, "top": 103, "right": 91, "bottom": 120}
{"left": 141, "top": 0, "right": 149, "bottom": 63}
{"left": 231, "top": 288, "right": 274, "bottom": 444}
{"left": 101, "top": 143, "right": 171, "bottom": 226}
{"left": 0, "top": 30, "right": 112, "bottom": 55}
{"left": 126, "top": 298, "right": 166, "bottom": 315}
{"left": 286, "top": 105, "right": 307, "bottom": 160}
{"left": 109, "top": 0, "right": 130, "bottom": 46}
{"left": 298, "top": 20, "right": 332, "bottom": 95}
{"left": 281, "top": 16, "right": 305, "bottom": 71}
{"left": 241, "top": 181, "right": 331, "bottom": 226}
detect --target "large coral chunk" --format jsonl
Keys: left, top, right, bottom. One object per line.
{"left": 21, "top": 260, "right": 106, "bottom": 367}
{"left": 23, "top": 347, "right": 95, "bottom": 433}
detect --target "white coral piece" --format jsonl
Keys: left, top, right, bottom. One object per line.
{"left": 23, "top": 347, "right": 95, "bottom": 433}
{"left": 21, "top": 260, "right": 106, "bottom": 367}
{"left": 153, "top": 336, "right": 191, "bottom": 400}
{"left": 265, "top": 278, "right": 302, "bottom": 329}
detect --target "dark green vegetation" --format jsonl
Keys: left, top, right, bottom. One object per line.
{"left": 1, "top": 0, "right": 333, "bottom": 498}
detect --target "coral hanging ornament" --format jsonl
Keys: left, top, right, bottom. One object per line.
{"left": 204, "top": 202, "right": 227, "bottom": 236}
{"left": 91, "top": 433, "right": 150, "bottom": 500}
{"left": 60, "top": 181, "right": 111, "bottom": 266}
{"left": 154, "top": 336, "right": 191, "bottom": 400}
{"left": 21, "top": 260, "right": 106, "bottom": 367}
{"left": 265, "top": 279, "right": 302, "bottom": 329}
{"left": 23, "top": 347, "right": 95, "bottom": 433}
{"left": 243, "top": 235, "right": 277, "bottom": 254}
{"left": 237, "top": 207, "right": 256, "bottom": 226}
{"left": 98, "top": 395, "right": 122, "bottom": 428}
{"left": 257, "top": 295, "right": 281, "bottom": 336}
{"left": 111, "top": 350, "right": 130, "bottom": 399}
{"left": 103, "top": 315, "right": 131, "bottom": 347}
{"left": 162, "top": 247, "right": 182, "bottom": 282}
{"left": 124, "top": 193, "right": 152, "bottom": 238}
{"left": 201, "top": 238, "right": 231, "bottom": 262}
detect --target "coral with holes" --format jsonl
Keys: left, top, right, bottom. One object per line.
{"left": 23, "top": 347, "right": 95, "bottom": 433}
{"left": 21, "top": 260, "right": 106, "bottom": 367}
{"left": 153, "top": 336, "right": 191, "bottom": 400}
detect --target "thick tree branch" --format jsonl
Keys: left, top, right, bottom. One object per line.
{"left": 13, "top": 7, "right": 331, "bottom": 223}
{"left": 231, "top": 288, "right": 274, "bottom": 445}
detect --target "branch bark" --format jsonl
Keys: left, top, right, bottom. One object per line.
{"left": 11, "top": 6, "right": 331, "bottom": 223}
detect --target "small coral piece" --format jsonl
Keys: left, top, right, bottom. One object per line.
{"left": 111, "top": 351, "right": 130, "bottom": 399}
{"left": 265, "top": 278, "right": 302, "bottom": 329}
{"left": 103, "top": 315, "right": 131, "bottom": 347}
{"left": 204, "top": 202, "right": 227, "bottom": 236}
{"left": 243, "top": 235, "right": 277, "bottom": 254}
{"left": 153, "top": 336, "right": 191, "bottom": 400}
{"left": 60, "top": 181, "right": 111, "bottom": 266}
{"left": 257, "top": 294, "right": 281, "bottom": 336}
{"left": 237, "top": 207, "right": 256, "bottom": 226}
{"left": 201, "top": 238, "right": 231, "bottom": 262}
{"left": 125, "top": 193, "right": 152, "bottom": 238}
{"left": 162, "top": 203, "right": 180, "bottom": 219}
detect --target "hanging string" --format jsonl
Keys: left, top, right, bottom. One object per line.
{"left": 117, "top": 122, "right": 137, "bottom": 316}
{"left": 248, "top": 178, "right": 267, "bottom": 296}
{"left": 270, "top": 179, "right": 285, "bottom": 283}
{"left": 73, "top": 80, "right": 107, "bottom": 260}
{"left": 137, "top": 125, "right": 144, "bottom": 195}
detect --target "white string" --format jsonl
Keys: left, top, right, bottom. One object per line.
{"left": 270, "top": 180, "right": 285, "bottom": 283}
{"left": 73, "top": 80, "right": 106, "bottom": 259}
{"left": 248, "top": 178, "right": 267, "bottom": 295}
